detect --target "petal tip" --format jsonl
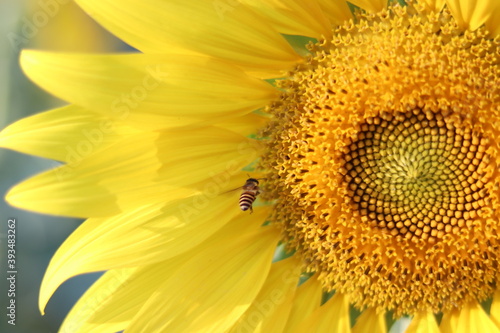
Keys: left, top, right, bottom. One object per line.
{"left": 5, "top": 184, "right": 35, "bottom": 213}
{"left": 0, "top": 122, "right": 21, "bottom": 150}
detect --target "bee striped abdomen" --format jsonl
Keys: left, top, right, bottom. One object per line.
{"left": 239, "top": 192, "right": 257, "bottom": 212}
{"left": 238, "top": 178, "right": 261, "bottom": 213}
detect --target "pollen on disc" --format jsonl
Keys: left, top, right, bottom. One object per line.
{"left": 259, "top": 1, "right": 500, "bottom": 317}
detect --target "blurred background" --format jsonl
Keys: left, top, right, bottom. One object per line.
{"left": 0, "top": 1, "right": 129, "bottom": 332}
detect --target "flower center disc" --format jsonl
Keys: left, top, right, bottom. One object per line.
{"left": 261, "top": 4, "right": 500, "bottom": 315}
{"left": 345, "top": 111, "right": 489, "bottom": 244}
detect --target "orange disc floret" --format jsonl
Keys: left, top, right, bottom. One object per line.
{"left": 260, "top": 2, "right": 500, "bottom": 316}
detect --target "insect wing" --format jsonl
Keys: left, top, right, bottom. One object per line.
{"left": 220, "top": 186, "right": 244, "bottom": 195}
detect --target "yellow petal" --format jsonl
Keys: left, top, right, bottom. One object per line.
{"left": 492, "top": 290, "right": 500, "bottom": 329}
{"left": 239, "top": 0, "right": 332, "bottom": 39}
{"left": 6, "top": 128, "right": 256, "bottom": 217}
{"left": 5, "top": 132, "right": 160, "bottom": 217}
{"left": 484, "top": 1, "right": 500, "bottom": 37}
{"left": 20, "top": 50, "right": 277, "bottom": 127}
{"left": 419, "top": 0, "right": 446, "bottom": 12}
{"left": 229, "top": 256, "right": 302, "bottom": 333}
{"left": 39, "top": 202, "right": 272, "bottom": 313}
{"left": 6, "top": 168, "right": 122, "bottom": 218}
{"left": 283, "top": 276, "right": 324, "bottom": 331}
{"left": 0, "top": 105, "right": 139, "bottom": 161}
{"left": 59, "top": 240, "right": 218, "bottom": 331}
{"left": 405, "top": 311, "right": 440, "bottom": 333}
{"left": 440, "top": 307, "right": 459, "bottom": 333}
{"left": 348, "top": 0, "right": 387, "bottom": 13}
{"left": 58, "top": 268, "right": 137, "bottom": 332}
{"left": 216, "top": 112, "right": 270, "bottom": 135}
{"left": 29, "top": 1, "right": 119, "bottom": 52}
{"left": 352, "top": 308, "right": 386, "bottom": 333}
{"left": 316, "top": 0, "right": 353, "bottom": 25}
{"left": 291, "top": 293, "right": 351, "bottom": 333}
{"left": 126, "top": 218, "right": 281, "bottom": 332}
{"left": 440, "top": 301, "right": 500, "bottom": 333}
{"left": 74, "top": 0, "right": 301, "bottom": 77}
{"left": 445, "top": 0, "right": 497, "bottom": 30}
{"left": 58, "top": 247, "right": 202, "bottom": 331}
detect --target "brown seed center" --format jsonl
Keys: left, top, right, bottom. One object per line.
{"left": 343, "top": 110, "right": 490, "bottom": 244}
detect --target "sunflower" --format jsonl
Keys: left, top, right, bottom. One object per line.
{"left": 1, "top": 0, "right": 500, "bottom": 332}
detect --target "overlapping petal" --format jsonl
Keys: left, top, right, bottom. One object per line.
{"left": 491, "top": 290, "right": 500, "bottom": 329}
{"left": 239, "top": 0, "right": 332, "bottom": 39}
{"left": 316, "top": 0, "right": 352, "bottom": 25}
{"left": 484, "top": 0, "right": 500, "bottom": 36}
{"left": 351, "top": 308, "right": 386, "bottom": 333}
{"left": 125, "top": 216, "right": 280, "bottom": 332}
{"left": 56, "top": 268, "right": 137, "bottom": 331}
{"left": 405, "top": 311, "right": 440, "bottom": 333}
{"left": 440, "top": 302, "right": 500, "bottom": 333}
{"left": 6, "top": 127, "right": 256, "bottom": 217}
{"left": 5, "top": 131, "right": 154, "bottom": 217}
{"left": 20, "top": 50, "right": 278, "bottom": 130}
{"left": 74, "top": 0, "right": 301, "bottom": 77}
{"left": 282, "top": 276, "right": 323, "bottom": 331}
{"left": 445, "top": 0, "right": 496, "bottom": 30}
{"left": 229, "top": 257, "right": 302, "bottom": 332}
{"left": 419, "top": 0, "right": 446, "bottom": 12}
{"left": 217, "top": 112, "right": 270, "bottom": 135}
{"left": 348, "top": 0, "right": 387, "bottom": 13}
{"left": 291, "top": 293, "right": 351, "bottom": 333}
{"left": 0, "top": 105, "right": 139, "bottom": 161}
{"left": 39, "top": 203, "right": 271, "bottom": 312}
